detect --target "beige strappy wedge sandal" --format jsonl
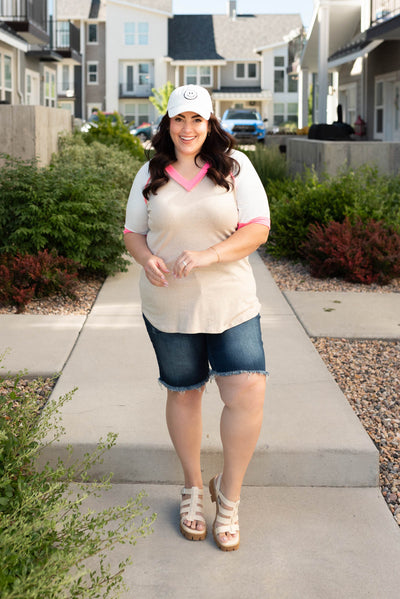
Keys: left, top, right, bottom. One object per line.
{"left": 179, "top": 487, "right": 207, "bottom": 541}
{"left": 209, "top": 474, "right": 240, "bottom": 551}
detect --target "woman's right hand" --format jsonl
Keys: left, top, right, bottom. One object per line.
{"left": 144, "top": 255, "right": 169, "bottom": 287}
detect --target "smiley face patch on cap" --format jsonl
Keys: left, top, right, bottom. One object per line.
{"left": 183, "top": 88, "right": 198, "bottom": 100}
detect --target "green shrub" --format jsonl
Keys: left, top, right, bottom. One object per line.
{"left": 81, "top": 111, "right": 146, "bottom": 161}
{"left": 301, "top": 217, "right": 400, "bottom": 284}
{"left": 242, "top": 144, "right": 287, "bottom": 185}
{"left": 0, "top": 140, "right": 143, "bottom": 275}
{"left": 0, "top": 362, "right": 156, "bottom": 598}
{"left": 0, "top": 250, "right": 79, "bottom": 313}
{"left": 266, "top": 166, "right": 400, "bottom": 260}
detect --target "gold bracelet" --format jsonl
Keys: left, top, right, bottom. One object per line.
{"left": 210, "top": 246, "right": 220, "bottom": 262}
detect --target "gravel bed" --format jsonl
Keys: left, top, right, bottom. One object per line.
{"left": 0, "top": 275, "right": 104, "bottom": 315}
{"left": 260, "top": 250, "right": 400, "bottom": 293}
{"left": 259, "top": 250, "right": 400, "bottom": 527}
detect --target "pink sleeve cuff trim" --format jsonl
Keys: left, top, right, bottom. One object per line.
{"left": 238, "top": 217, "right": 270, "bottom": 229}
{"left": 124, "top": 228, "right": 133, "bottom": 234}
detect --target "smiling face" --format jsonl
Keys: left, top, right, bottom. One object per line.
{"left": 169, "top": 111, "right": 209, "bottom": 160}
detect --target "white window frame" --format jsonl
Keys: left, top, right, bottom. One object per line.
{"left": 234, "top": 62, "right": 258, "bottom": 80}
{"left": 375, "top": 79, "right": 384, "bottom": 140}
{"left": 0, "top": 53, "right": 13, "bottom": 103}
{"left": 124, "top": 22, "right": 135, "bottom": 45}
{"left": 138, "top": 22, "right": 149, "bottom": 45}
{"left": 184, "top": 65, "right": 212, "bottom": 87}
{"left": 44, "top": 68, "right": 56, "bottom": 107}
{"left": 87, "top": 61, "right": 99, "bottom": 85}
{"left": 88, "top": 22, "right": 98, "bottom": 44}
{"left": 122, "top": 102, "right": 150, "bottom": 126}
{"left": 274, "top": 55, "right": 285, "bottom": 94}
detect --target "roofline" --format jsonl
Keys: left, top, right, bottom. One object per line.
{"left": 254, "top": 40, "right": 288, "bottom": 53}
{"left": 0, "top": 27, "right": 29, "bottom": 51}
{"left": 107, "top": 0, "right": 173, "bottom": 17}
{"left": 169, "top": 59, "right": 227, "bottom": 66}
{"left": 328, "top": 39, "right": 382, "bottom": 68}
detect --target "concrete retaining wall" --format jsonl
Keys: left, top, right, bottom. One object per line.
{"left": 0, "top": 105, "right": 72, "bottom": 167}
{"left": 287, "top": 137, "right": 400, "bottom": 178}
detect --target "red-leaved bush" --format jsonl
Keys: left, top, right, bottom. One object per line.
{"left": 0, "top": 250, "right": 79, "bottom": 312}
{"left": 301, "top": 217, "right": 400, "bottom": 285}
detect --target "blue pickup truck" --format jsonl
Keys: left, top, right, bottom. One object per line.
{"left": 220, "top": 109, "right": 267, "bottom": 144}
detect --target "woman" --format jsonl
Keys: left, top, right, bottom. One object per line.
{"left": 124, "top": 85, "right": 270, "bottom": 551}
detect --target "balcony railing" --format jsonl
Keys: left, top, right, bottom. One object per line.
{"left": 49, "top": 20, "right": 80, "bottom": 54}
{"left": 119, "top": 83, "right": 153, "bottom": 97}
{"left": 0, "top": 0, "right": 47, "bottom": 29}
{"left": 371, "top": 0, "right": 400, "bottom": 25}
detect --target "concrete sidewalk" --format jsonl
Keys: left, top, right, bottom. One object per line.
{"left": 1, "top": 252, "right": 400, "bottom": 598}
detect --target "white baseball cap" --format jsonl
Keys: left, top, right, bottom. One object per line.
{"left": 167, "top": 85, "right": 213, "bottom": 120}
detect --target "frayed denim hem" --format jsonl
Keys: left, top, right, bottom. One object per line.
{"left": 209, "top": 369, "right": 269, "bottom": 382}
{"left": 157, "top": 376, "right": 210, "bottom": 393}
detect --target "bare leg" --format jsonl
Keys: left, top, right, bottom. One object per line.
{"left": 166, "top": 387, "right": 205, "bottom": 531}
{"left": 216, "top": 373, "right": 266, "bottom": 543}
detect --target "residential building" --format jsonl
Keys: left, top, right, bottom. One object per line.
{"left": 0, "top": 0, "right": 81, "bottom": 111}
{"left": 300, "top": 0, "right": 400, "bottom": 140}
{"left": 57, "top": 0, "right": 105, "bottom": 118}
{"left": 167, "top": 5, "right": 302, "bottom": 126}
{"left": 105, "top": 0, "right": 172, "bottom": 125}
{"left": 58, "top": 0, "right": 303, "bottom": 128}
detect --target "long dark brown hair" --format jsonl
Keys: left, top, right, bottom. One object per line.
{"left": 142, "top": 113, "right": 240, "bottom": 200}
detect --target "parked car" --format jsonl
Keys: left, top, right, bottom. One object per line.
{"left": 129, "top": 115, "right": 163, "bottom": 142}
{"left": 129, "top": 121, "right": 153, "bottom": 141}
{"left": 220, "top": 109, "right": 267, "bottom": 143}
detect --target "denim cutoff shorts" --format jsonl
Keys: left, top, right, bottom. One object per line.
{"left": 143, "top": 314, "right": 268, "bottom": 392}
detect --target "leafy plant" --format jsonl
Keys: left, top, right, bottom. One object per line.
{"left": 0, "top": 140, "right": 144, "bottom": 275}
{"left": 301, "top": 217, "right": 400, "bottom": 284}
{"left": 0, "top": 250, "right": 79, "bottom": 313}
{"left": 243, "top": 144, "right": 287, "bottom": 185}
{"left": 0, "top": 361, "right": 156, "bottom": 598}
{"left": 265, "top": 165, "right": 400, "bottom": 260}
{"left": 81, "top": 111, "right": 145, "bottom": 161}
{"left": 149, "top": 81, "right": 174, "bottom": 115}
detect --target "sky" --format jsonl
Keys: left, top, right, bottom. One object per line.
{"left": 172, "top": 0, "right": 315, "bottom": 28}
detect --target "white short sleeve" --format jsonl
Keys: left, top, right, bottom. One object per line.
{"left": 231, "top": 150, "right": 270, "bottom": 229}
{"left": 124, "top": 162, "right": 151, "bottom": 234}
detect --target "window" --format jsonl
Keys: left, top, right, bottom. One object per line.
{"left": 184, "top": 66, "right": 212, "bottom": 86}
{"left": 44, "top": 69, "right": 56, "bottom": 107}
{"left": 138, "top": 63, "right": 149, "bottom": 85}
{"left": 287, "top": 102, "right": 298, "bottom": 125}
{"left": 1, "top": 54, "right": 12, "bottom": 103}
{"left": 235, "top": 63, "right": 257, "bottom": 79}
{"left": 375, "top": 81, "right": 384, "bottom": 135}
{"left": 62, "top": 64, "right": 70, "bottom": 91}
{"left": 288, "top": 74, "right": 298, "bottom": 93}
{"left": 138, "top": 22, "right": 148, "bottom": 45}
{"left": 88, "top": 23, "right": 98, "bottom": 43}
{"left": 26, "top": 73, "right": 32, "bottom": 104}
{"left": 87, "top": 62, "right": 98, "bottom": 85}
{"left": 57, "top": 21, "right": 70, "bottom": 47}
{"left": 123, "top": 102, "right": 149, "bottom": 126}
{"left": 125, "top": 22, "right": 135, "bottom": 45}
{"left": 274, "top": 56, "right": 285, "bottom": 93}
{"left": 273, "top": 102, "right": 284, "bottom": 126}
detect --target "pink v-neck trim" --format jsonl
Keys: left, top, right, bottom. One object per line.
{"left": 166, "top": 163, "right": 210, "bottom": 191}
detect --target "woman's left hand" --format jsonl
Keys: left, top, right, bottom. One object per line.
{"left": 173, "top": 248, "right": 218, "bottom": 278}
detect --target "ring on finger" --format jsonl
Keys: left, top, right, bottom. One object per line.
{"left": 182, "top": 260, "right": 187, "bottom": 267}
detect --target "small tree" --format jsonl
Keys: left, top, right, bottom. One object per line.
{"left": 149, "top": 81, "right": 174, "bottom": 116}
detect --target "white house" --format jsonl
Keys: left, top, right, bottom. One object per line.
{"left": 105, "top": 0, "right": 172, "bottom": 125}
